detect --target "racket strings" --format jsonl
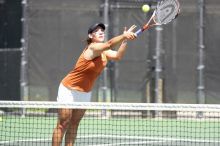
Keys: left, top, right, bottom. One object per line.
{"left": 155, "top": 0, "right": 180, "bottom": 24}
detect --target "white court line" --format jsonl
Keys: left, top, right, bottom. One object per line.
{"left": 1, "top": 134, "right": 220, "bottom": 144}
{"left": 80, "top": 135, "right": 220, "bottom": 143}
{"left": 87, "top": 140, "right": 164, "bottom": 146}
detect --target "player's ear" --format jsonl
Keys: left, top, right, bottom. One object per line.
{"left": 88, "top": 34, "right": 93, "bottom": 39}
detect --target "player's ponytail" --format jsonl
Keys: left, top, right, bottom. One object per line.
{"left": 86, "top": 37, "right": 92, "bottom": 45}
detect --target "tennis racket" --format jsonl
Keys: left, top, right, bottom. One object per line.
{"left": 135, "top": 0, "right": 180, "bottom": 36}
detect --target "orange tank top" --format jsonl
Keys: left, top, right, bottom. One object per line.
{"left": 61, "top": 50, "right": 108, "bottom": 92}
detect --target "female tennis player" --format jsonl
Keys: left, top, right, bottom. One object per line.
{"left": 52, "top": 23, "right": 136, "bottom": 146}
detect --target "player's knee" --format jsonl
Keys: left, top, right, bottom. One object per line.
{"left": 58, "top": 118, "right": 71, "bottom": 131}
{"left": 58, "top": 124, "right": 65, "bottom": 132}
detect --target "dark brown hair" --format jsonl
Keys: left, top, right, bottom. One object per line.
{"left": 86, "top": 37, "right": 92, "bottom": 45}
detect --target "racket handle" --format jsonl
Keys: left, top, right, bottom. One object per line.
{"left": 135, "top": 25, "right": 149, "bottom": 36}
{"left": 135, "top": 29, "right": 143, "bottom": 36}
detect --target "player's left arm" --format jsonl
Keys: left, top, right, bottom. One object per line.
{"left": 104, "top": 40, "right": 127, "bottom": 61}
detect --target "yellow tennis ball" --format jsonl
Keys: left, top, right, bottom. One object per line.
{"left": 142, "top": 4, "right": 150, "bottom": 13}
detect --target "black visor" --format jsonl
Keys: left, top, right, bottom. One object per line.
{"left": 88, "top": 23, "right": 105, "bottom": 34}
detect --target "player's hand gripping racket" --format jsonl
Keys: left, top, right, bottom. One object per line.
{"left": 135, "top": 0, "right": 180, "bottom": 36}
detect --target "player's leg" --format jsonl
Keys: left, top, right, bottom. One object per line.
{"left": 52, "top": 83, "right": 75, "bottom": 146}
{"left": 52, "top": 108, "right": 72, "bottom": 146}
{"left": 64, "top": 109, "right": 86, "bottom": 146}
{"left": 63, "top": 89, "right": 91, "bottom": 145}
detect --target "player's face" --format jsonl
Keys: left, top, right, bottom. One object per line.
{"left": 91, "top": 27, "right": 105, "bottom": 42}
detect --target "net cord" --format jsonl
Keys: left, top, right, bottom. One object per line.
{"left": 0, "top": 101, "right": 220, "bottom": 112}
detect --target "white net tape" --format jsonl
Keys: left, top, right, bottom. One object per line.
{"left": 1, "top": 101, "right": 220, "bottom": 112}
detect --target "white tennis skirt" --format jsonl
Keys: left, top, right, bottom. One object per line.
{"left": 57, "top": 83, "right": 92, "bottom": 102}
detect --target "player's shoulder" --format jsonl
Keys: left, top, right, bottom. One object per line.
{"left": 89, "top": 42, "right": 103, "bottom": 48}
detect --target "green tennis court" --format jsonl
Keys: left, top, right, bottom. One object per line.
{"left": 1, "top": 113, "right": 220, "bottom": 146}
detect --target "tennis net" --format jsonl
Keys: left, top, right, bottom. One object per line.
{"left": 0, "top": 101, "right": 220, "bottom": 146}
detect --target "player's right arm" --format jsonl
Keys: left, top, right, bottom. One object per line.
{"left": 103, "top": 25, "right": 137, "bottom": 61}
{"left": 90, "top": 25, "right": 136, "bottom": 53}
